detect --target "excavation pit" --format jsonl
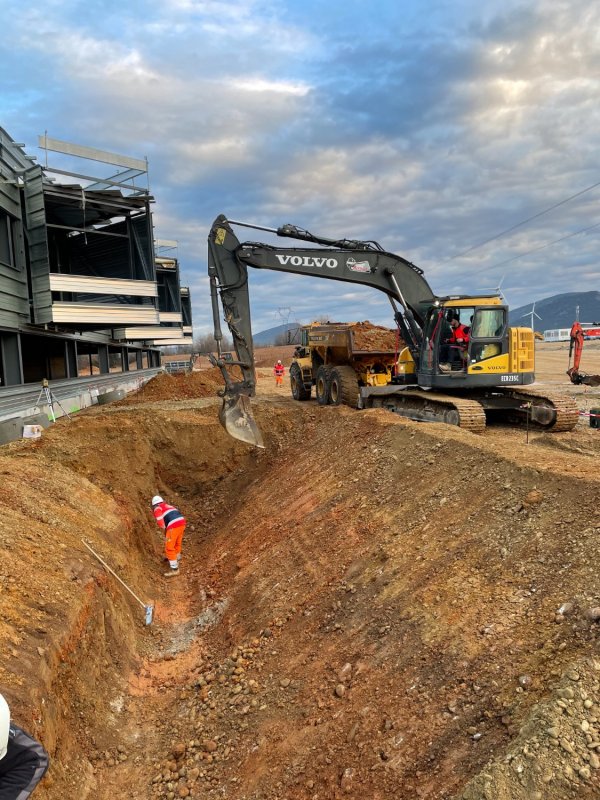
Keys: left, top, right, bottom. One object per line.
{"left": 1, "top": 361, "right": 600, "bottom": 799}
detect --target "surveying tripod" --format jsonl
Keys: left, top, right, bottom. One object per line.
{"left": 36, "top": 379, "right": 71, "bottom": 423}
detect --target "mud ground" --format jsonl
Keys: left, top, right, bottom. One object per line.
{"left": 1, "top": 341, "right": 600, "bottom": 799}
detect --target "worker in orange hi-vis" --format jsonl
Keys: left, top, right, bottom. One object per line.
{"left": 151, "top": 495, "right": 186, "bottom": 578}
{"left": 273, "top": 359, "right": 285, "bottom": 387}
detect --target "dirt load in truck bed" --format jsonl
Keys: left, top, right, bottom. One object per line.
{"left": 345, "top": 320, "right": 401, "bottom": 351}
{"left": 0, "top": 342, "right": 599, "bottom": 799}
{"left": 314, "top": 320, "right": 403, "bottom": 353}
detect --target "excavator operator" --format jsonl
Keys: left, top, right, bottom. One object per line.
{"left": 439, "top": 316, "right": 470, "bottom": 372}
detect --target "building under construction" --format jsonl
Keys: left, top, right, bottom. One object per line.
{"left": 0, "top": 128, "right": 192, "bottom": 433}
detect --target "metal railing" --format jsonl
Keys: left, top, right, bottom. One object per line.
{"left": 0, "top": 368, "right": 162, "bottom": 421}
{"left": 164, "top": 360, "right": 192, "bottom": 374}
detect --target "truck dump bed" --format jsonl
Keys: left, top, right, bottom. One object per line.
{"left": 307, "top": 321, "right": 401, "bottom": 355}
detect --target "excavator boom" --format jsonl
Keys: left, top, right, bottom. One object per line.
{"left": 208, "top": 214, "right": 435, "bottom": 446}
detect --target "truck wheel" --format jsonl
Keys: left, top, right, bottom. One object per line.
{"left": 315, "top": 366, "right": 331, "bottom": 405}
{"left": 329, "top": 366, "right": 359, "bottom": 408}
{"left": 290, "top": 364, "right": 311, "bottom": 401}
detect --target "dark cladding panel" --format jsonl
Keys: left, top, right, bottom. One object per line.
{"left": 157, "top": 267, "right": 181, "bottom": 313}
{"left": 23, "top": 165, "right": 53, "bottom": 324}
{"left": 0, "top": 130, "right": 31, "bottom": 327}
{"left": 180, "top": 287, "right": 192, "bottom": 327}
{"left": 0, "top": 333, "right": 23, "bottom": 385}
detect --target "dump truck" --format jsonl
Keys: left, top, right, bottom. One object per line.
{"left": 289, "top": 321, "right": 406, "bottom": 407}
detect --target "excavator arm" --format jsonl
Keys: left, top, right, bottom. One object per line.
{"left": 208, "top": 214, "right": 435, "bottom": 446}
{"left": 567, "top": 322, "right": 600, "bottom": 387}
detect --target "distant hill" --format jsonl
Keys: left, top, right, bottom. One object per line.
{"left": 509, "top": 291, "right": 600, "bottom": 331}
{"left": 253, "top": 322, "right": 301, "bottom": 347}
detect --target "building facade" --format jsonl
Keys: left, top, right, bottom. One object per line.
{"left": 0, "top": 128, "right": 192, "bottom": 387}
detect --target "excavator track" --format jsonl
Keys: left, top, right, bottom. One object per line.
{"left": 364, "top": 386, "right": 580, "bottom": 434}
{"left": 369, "top": 389, "right": 487, "bottom": 434}
{"left": 504, "top": 387, "right": 580, "bottom": 432}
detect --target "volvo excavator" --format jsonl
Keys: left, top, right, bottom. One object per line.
{"left": 208, "top": 214, "right": 578, "bottom": 447}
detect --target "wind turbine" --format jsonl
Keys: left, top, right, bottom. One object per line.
{"left": 481, "top": 275, "right": 507, "bottom": 302}
{"left": 522, "top": 302, "right": 542, "bottom": 332}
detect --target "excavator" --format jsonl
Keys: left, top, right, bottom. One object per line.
{"left": 207, "top": 214, "right": 579, "bottom": 446}
{"left": 567, "top": 321, "right": 600, "bottom": 387}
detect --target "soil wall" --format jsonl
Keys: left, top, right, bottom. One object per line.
{"left": 1, "top": 365, "right": 599, "bottom": 798}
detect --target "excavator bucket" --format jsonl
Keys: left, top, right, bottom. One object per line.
{"left": 219, "top": 392, "right": 265, "bottom": 448}
{"left": 567, "top": 368, "right": 600, "bottom": 388}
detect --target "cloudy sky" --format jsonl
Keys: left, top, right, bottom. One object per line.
{"left": 2, "top": 0, "right": 600, "bottom": 335}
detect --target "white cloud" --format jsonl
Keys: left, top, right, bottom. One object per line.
{"left": 3, "top": 0, "right": 600, "bottom": 333}
{"left": 230, "top": 78, "right": 310, "bottom": 96}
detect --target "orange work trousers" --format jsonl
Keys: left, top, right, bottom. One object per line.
{"left": 165, "top": 522, "right": 185, "bottom": 562}
{"left": 275, "top": 375, "right": 283, "bottom": 386}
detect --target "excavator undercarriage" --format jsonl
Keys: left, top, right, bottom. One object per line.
{"left": 359, "top": 386, "right": 578, "bottom": 434}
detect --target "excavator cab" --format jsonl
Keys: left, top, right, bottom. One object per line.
{"left": 418, "top": 300, "right": 510, "bottom": 388}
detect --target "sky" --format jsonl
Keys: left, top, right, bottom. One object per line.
{"left": 2, "top": 0, "right": 600, "bottom": 336}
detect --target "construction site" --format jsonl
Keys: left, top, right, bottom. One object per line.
{"left": 1, "top": 332, "right": 600, "bottom": 799}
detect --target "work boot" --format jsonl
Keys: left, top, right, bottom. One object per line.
{"left": 164, "top": 567, "right": 179, "bottom": 578}
{"left": 438, "top": 363, "right": 451, "bottom": 373}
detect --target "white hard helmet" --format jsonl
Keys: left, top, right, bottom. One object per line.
{"left": 277, "top": 360, "right": 282, "bottom": 364}
{"left": 0, "top": 693, "right": 10, "bottom": 760}
{"left": 151, "top": 495, "right": 163, "bottom": 507}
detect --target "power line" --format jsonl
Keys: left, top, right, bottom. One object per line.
{"left": 438, "top": 178, "right": 600, "bottom": 265}
{"left": 477, "top": 219, "right": 600, "bottom": 274}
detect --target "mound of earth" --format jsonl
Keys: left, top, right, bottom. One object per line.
{"left": 118, "top": 369, "right": 227, "bottom": 403}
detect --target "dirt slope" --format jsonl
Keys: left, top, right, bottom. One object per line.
{"left": 0, "top": 353, "right": 599, "bottom": 798}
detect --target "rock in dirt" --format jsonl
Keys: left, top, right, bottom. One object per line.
{"left": 172, "top": 743, "right": 186, "bottom": 760}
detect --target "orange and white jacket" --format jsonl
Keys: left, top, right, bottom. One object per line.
{"left": 153, "top": 501, "right": 185, "bottom": 531}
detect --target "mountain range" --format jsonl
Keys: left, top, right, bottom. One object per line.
{"left": 508, "top": 291, "right": 600, "bottom": 331}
